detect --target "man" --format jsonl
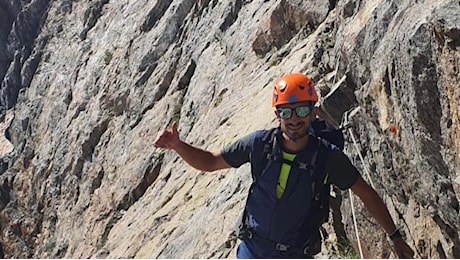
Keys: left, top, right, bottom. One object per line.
{"left": 153, "top": 73, "right": 414, "bottom": 258}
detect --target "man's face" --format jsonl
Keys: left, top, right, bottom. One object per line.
{"left": 275, "top": 102, "right": 315, "bottom": 140}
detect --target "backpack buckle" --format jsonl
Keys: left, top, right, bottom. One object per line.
{"left": 298, "top": 162, "right": 308, "bottom": 170}
{"left": 303, "top": 245, "right": 311, "bottom": 255}
{"left": 238, "top": 229, "right": 252, "bottom": 240}
{"left": 314, "top": 193, "right": 321, "bottom": 201}
{"left": 275, "top": 243, "right": 289, "bottom": 251}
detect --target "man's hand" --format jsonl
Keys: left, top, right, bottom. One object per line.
{"left": 392, "top": 236, "right": 415, "bottom": 258}
{"left": 152, "top": 121, "right": 230, "bottom": 172}
{"left": 153, "top": 121, "right": 180, "bottom": 150}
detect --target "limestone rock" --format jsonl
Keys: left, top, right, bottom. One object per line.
{"left": 0, "top": 0, "right": 459, "bottom": 258}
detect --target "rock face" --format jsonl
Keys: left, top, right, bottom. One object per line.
{"left": 0, "top": 0, "right": 459, "bottom": 258}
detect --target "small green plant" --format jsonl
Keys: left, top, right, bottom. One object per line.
{"left": 337, "top": 240, "right": 360, "bottom": 259}
{"left": 343, "top": 248, "right": 360, "bottom": 259}
{"left": 325, "top": 35, "right": 336, "bottom": 49}
{"left": 214, "top": 94, "right": 223, "bottom": 107}
{"left": 214, "top": 89, "right": 228, "bottom": 107}
{"left": 172, "top": 102, "right": 182, "bottom": 122}
{"left": 104, "top": 50, "right": 113, "bottom": 65}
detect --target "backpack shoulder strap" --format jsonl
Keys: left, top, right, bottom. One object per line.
{"left": 310, "top": 137, "right": 333, "bottom": 226}
{"left": 236, "top": 127, "right": 278, "bottom": 240}
{"left": 250, "top": 127, "right": 279, "bottom": 181}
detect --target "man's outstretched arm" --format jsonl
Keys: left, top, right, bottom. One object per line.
{"left": 351, "top": 177, "right": 415, "bottom": 258}
{"left": 153, "top": 121, "right": 231, "bottom": 172}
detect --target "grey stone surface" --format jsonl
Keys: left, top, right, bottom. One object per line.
{"left": 0, "top": 0, "right": 458, "bottom": 258}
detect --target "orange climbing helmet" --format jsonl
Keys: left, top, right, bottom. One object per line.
{"left": 272, "top": 73, "right": 318, "bottom": 107}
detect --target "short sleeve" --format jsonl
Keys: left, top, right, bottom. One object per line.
{"left": 326, "top": 149, "right": 360, "bottom": 190}
{"left": 220, "top": 132, "right": 254, "bottom": 168}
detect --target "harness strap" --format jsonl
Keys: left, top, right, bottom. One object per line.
{"left": 240, "top": 228, "right": 317, "bottom": 257}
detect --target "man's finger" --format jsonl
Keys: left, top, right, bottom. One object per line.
{"left": 153, "top": 139, "right": 164, "bottom": 148}
{"left": 172, "top": 121, "right": 178, "bottom": 135}
{"left": 153, "top": 132, "right": 164, "bottom": 145}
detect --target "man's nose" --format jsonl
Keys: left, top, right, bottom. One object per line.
{"left": 289, "top": 111, "right": 300, "bottom": 120}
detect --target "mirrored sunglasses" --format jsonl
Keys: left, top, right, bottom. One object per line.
{"left": 276, "top": 106, "right": 312, "bottom": 119}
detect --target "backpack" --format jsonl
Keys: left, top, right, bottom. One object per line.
{"left": 236, "top": 118, "right": 344, "bottom": 255}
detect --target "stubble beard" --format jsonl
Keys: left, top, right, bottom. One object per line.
{"left": 283, "top": 122, "right": 308, "bottom": 142}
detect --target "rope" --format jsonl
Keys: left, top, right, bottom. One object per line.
{"left": 342, "top": 108, "right": 365, "bottom": 259}
{"left": 343, "top": 109, "right": 422, "bottom": 259}
{"left": 322, "top": 53, "right": 366, "bottom": 259}
{"left": 349, "top": 189, "right": 364, "bottom": 258}
{"left": 341, "top": 107, "right": 376, "bottom": 189}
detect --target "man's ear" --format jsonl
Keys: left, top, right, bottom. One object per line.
{"left": 312, "top": 107, "right": 318, "bottom": 117}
